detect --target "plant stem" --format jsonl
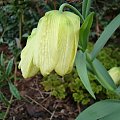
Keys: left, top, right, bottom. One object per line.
{"left": 59, "top": 3, "right": 84, "bottom": 22}
{"left": 3, "top": 95, "right": 13, "bottom": 120}
{"left": 19, "top": 14, "right": 22, "bottom": 44}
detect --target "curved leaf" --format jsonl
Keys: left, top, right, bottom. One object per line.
{"left": 91, "top": 13, "right": 120, "bottom": 60}
{"left": 76, "top": 99, "right": 120, "bottom": 120}
{"left": 75, "top": 50, "right": 95, "bottom": 98}
{"left": 92, "top": 58, "right": 117, "bottom": 91}
{"left": 79, "top": 12, "right": 94, "bottom": 51}
{"left": 8, "top": 81, "right": 21, "bottom": 100}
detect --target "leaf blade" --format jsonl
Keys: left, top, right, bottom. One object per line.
{"left": 75, "top": 99, "right": 120, "bottom": 120}
{"left": 91, "top": 13, "right": 120, "bottom": 60}
{"left": 79, "top": 12, "right": 94, "bottom": 51}
{"left": 8, "top": 81, "right": 21, "bottom": 100}
{"left": 75, "top": 50, "right": 95, "bottom": 98}
{"left": 5, "top": 58, "right": 14, "bottom": 76}
{"left": 82, "top": 0, "right": 92, "bottom": 18}
{"left": 92, "top": 58, "right": 117, "bottom": 91}
{"left": 0, "top": 52, "right": 4, "bottom": 67}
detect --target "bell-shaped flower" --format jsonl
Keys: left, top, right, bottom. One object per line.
{"left": 108, "top": 67, "right": 120, "bottom": 85}
{"left": 19, "top": 10, "right": 80, "bottom": 78}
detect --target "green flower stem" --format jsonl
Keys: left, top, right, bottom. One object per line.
{"left": 59, "top": 3, "right": 84, "bottom": 22}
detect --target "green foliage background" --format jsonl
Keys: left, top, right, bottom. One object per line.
{"left": 0, "top": 0, "right": 120, "bottom": 105}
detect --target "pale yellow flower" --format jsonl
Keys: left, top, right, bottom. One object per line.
{"left": 108, "top": 67, "right": 120, "bottom": 85}
{"left": 19, "top": 10, "right": 80, "bottom": 78}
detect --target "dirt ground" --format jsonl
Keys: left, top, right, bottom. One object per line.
{"left": 0, "top": 44, "right": 85, "bottom": 120}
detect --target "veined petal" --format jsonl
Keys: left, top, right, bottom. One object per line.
{"left": 55, "top": 14, "right": 80, "bottom": 76}
{"left": 63, "top": 11, "right": 80, "bottom": 47}
{"left": 33, "top": 10, "right": 61, "bottom": 76}
{"left": 19, "top": 28, "right": 39, "bottom": 78}
{"left": 63, "top": 12, "right": 80, "bottom": 72}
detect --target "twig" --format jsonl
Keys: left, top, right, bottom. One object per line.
{"left": 25, "top": 94, "right": 52, "bottom": 115}
{"left": 13, "top": 116, "right": 15, "bottom": 120}
{"left": 50, "top": 104, "right": 58, "bottom": 120}
{"left": 35, "top": 79, "right": 44, "bottom": 99}
{"left": 50, "top": 110, "right": 55, "bottom": 120}
{"left": 77, "top": 103, "right": 81, "bottom": 113}
{"left": 41, "top": 94, "right": 51, "bottom": 104}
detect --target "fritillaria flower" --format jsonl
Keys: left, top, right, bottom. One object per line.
{"left": 19, "top": 10, "right": 80, "bottom": 78}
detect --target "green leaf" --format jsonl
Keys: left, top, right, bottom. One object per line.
{"left": 82, "top": 0, "right": 91, "bottom": 18}
{"left": 86, "top": 60, "right": 94, "bottom": 74}
{"left": 0, "top": 92, "right": 10, "bottom": 106}
{"left": 0, "top": 52, "right": 4, "bottom": 67}
{"left": 0, "top": 112, "right": 5, "bottom": 119}
{"left": 79, "top": 12, "right": 94, "bottom": 51}
{"left": 92, "top": 58, "right": 117, "bottom": 91}
{"left": 75, "top": 99, "right": 120, "bottom": 120}
{"left": 75, "top": 50, "right": 95, "bottom": 98}
{"left": 100, "top": 110, "right": 120, "bottom": 120}
{"left": 91, "top": 13, "right": 120, "bottom": 60}
{"left": 8, "top": 81, "right": 21, "bottom": 100}
{"left": 5, "top": 58, "right": 14, "bottom": 76}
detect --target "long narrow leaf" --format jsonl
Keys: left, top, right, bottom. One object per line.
{"left": 75, "top": 99, "right": 120, "bottom": 120}
{"left": 0, "top": 52, "right": 4, "bottom": 67}
{"left": 75, "top": 50, "right": 95, "bottom": 98}
{"left": 82, "top": 0, "right": 91, "bottom": 18}
{"left": 79, "top": 12, "right": 94, "bottom": 51}
{"left": 5, "top": 58, "right": 14, "bottom": 76}
{"left": 8, "top": 81, "right": 21, "bottom": 100}
{"left": 92, "top": 58, "right": 117, "bottom": 91}
{"left": 91, "top": 13, "right": 120, "bottom": 60}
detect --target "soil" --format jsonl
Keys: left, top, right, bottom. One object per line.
{"left": 0, "top": 74, "right": 81, "bottom": 120}
{"left": 0, "top": 44, "right": 84, "bottom": 120}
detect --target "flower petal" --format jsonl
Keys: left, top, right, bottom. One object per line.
{"left": 55, "top": 13, "right": 80, "bottom": 76}
{"left": 19, "top": 28, "right": 39, "bottom": 78}
{"left": 33, "top": 10, "right": 61, "bottom": 76}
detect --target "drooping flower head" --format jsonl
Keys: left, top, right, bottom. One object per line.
{"left": 19, "top": 10, "right": 80, "bottom": 78}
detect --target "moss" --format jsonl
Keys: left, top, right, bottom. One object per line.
{"left": 41, "top": 42, "right": 120, "bottom": 105}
